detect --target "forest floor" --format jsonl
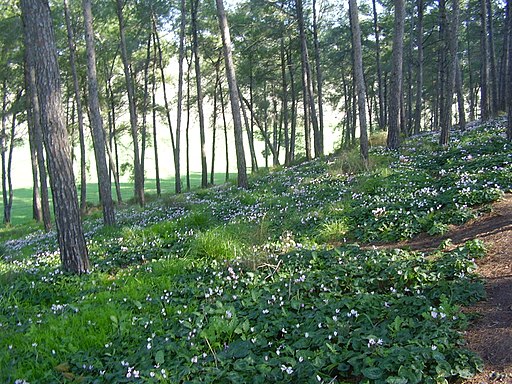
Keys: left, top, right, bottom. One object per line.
{"left": 393, "top": 193, "right": 512, "bottom": 383}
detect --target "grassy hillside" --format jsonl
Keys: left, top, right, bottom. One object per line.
{"left": 0, "top": 120, "right": 511, "bottom": 383}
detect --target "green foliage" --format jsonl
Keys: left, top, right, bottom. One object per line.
{"left": 1, "top": 121, "right": 511, "bottom": 383}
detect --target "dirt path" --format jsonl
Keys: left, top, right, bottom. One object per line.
{"left": 401, "top": 194, "right": 512, "bottom": 383}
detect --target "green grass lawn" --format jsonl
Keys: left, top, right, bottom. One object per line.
{"left": 1, "top": 172, "right": 237, "bottom": 226}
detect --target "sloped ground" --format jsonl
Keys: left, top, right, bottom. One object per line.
{"left": 400, "top": 193, "right": 512, "bottom": 383}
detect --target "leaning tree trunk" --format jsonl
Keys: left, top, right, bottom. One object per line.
{"left": 21, "top": 0, "right": 89, "bottom": 274}
{"left": 387, "top": 0, "right": 405, "bottom": 149}
{"left": 349, "top": 0, "right": 369, "bottom": 163}
{"left": 82, "top": 0, "right": 115, "bottom": 225}
{"left": 215, "top": 0, "right": 248, "bottom": 189}
{"left": 63, "top": 0, "right": 87, "bottom": 215}
{"left": 116, "top": 0, "right": 144, "bottom": 206}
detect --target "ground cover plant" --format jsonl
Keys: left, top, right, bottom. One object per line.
{"left": 0, "top": 120, "right": 511, "bottom": 383}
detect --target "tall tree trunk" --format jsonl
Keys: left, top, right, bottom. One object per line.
{"left": 455, "top": 56, "right": 466, "bottom": 129}
{"left": 247, "top": 66, "right": 259, "bottom": 172}
{"left": 82, "top": 0, "right": 115, "bottom": 225}
{"left": 507, "top": 0, "right": 512, "bottom": 140}
{"left": 211, "top": 59, "right": 221, "bottom": 186}
{"left": 498, "top": 2, "right": 509, "bottom": 112}
{"left": 1, "top": 80, "right": 9, "bottom": 224}
{"left": 216, "top": 0, "right": 248, "bottom": 189}
{"left": 413, "top": 0, "right": 424, "bottom": 135}
{"left": 116, "top": 0, "right": 144, "bottom": 206}
{"left": 387, "top": 0, "right": 405, "bottom": 149}
{"left": 439, "top": 0, "right": 459, "bottom": 146}
{"left": 349, "top": 0, "right": 369, "bottom": 163}
{"left": 186, "top": 51, "right": 192, "bottom": 191}
{"left": 219, "top": 81, "right": 230, "bottom": 182}
{"left": 372, "top": 0, "right": 385, "bottom": 129}
{"left": 63, "top": 0, "right": 87, "bottom": 215}
{"left": 5, "top": 99, "right": 19, "bottom": 224}
{"left": 467, "top": 20, "right": 476, "bottom": 121}
{"left": 140, "top": 33, "right": 152, "bottom": 187}
{"left": 312, "top": 0, "right": 324, "bottom": 147}
{"left": 281, "top": 38, "right": 290, "bottom": 166}
{"left": 21, "top": 0, "right": 89, "bottom": 273}
{"left": 153, "top": 19, "right": 180, "bottom": 193}
{"left": 151, "top": 37, "right": 161, "bottom": 197}
{"left": 25, "top": 47, "right": 52, "bottom": 231}
{"left": 106, "top": 74, "right": 123, "bottom": 204}
{"left": 191, "top": 0, "right": 208, "bottom": 188}
{"left": 175, "top": 0, "right": 186, "bottom": 193}
{"left": 480, "top": 0, "right": 490, "bottom": 120}
{"left": 287, "top": 45, "right": 297, "bottom": 164}
{"left": 296, "top": 0, "right": 322, "bottom": 158}
{"left": 27, "top": 88, "right": 42, "bottom": 222}
{"left": 486, "top": 0, "right": 498, "bottom": 115}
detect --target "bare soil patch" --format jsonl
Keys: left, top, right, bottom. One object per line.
{"left": 403, "top": 194, "right": 512, "bottom": 383}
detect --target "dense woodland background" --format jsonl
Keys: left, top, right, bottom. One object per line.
{"left": 0, "top": 0, "right": 511, "bottom": 270}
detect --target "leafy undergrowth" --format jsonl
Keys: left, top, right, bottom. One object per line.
{"left": 0, "top": 120, "right": 511, "bottom": 383}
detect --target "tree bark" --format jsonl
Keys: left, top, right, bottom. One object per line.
{"left": 507, "top": 0, "right": 512, "bottom": 140}
{"left": 21, "top": 0, "right": 89, "bottom": 273}
{"left": 349, "top": 0, "right": 369, "bottom": 163}
{"left": 82, "top": 0, "right": 115, "bottom": 225}
{"left": 116, "top": 0, "right": 144, "bottom": 206}
{"left": 312, "top": 0, "right": 324, "bottom": 147}
{"left": 387, "top": 0, "right": 405, "bottom": 149}
{"left": 175, "top": 0, "right": 186, "bottom": 193}
{"left": 216, "top": 0, "right": 248, "bottom": 189}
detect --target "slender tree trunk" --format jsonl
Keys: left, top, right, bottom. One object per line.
{"left": 1, "top": 80, "right": 9, "bottom": 224}
{"left": 140, "top": 33, "right": 152, "bottom": 187}
{"left": 507, "top": 0, "right": 512, "bottom": 140}
{"left": 216, "top": 0, "right": 248, "bottom": 188}
{"left": 281, "top": 38, "right": 290, "bottom": 166}
{"left": 312, "top": 0, "right": 324, "bottom": 147}
{"left": 498, "top": 3, "right": 509, "bottom": 112}
{"left": 21, "top": 0, "right": 88, "bottom": 273}
{"left": 455, "top": 56, "right": 466, "bottom": 129}
{"left": 372, "top": 0, "right": 385, "bottom": 130}
{"left": 467, "top": 20, "right": 476, "bottom": 121}
{"left": 349, "top": 0, "right": 369, "bottom": 163}
{"left": 186, "top": 52, "right": 192, "bottom": 191}
{"left": 64, "top": 0, "right": 87, "bottom": 215}
{"left": 116, "top": 0, "right": 144, "bottom": 206}
{"left": 486, "top": 0, "right": 498, "bottom": 115}
{"left": 106, "top": 75, "right": 123, "bottom": 204}
{"left": 191, "top": 0, "right": 208, "bottom": 188}
{"left": 153, "top": 20, "right": 180, "bottom": 193}
{"left": 27, "top": 85, "right": 42, "bottom": 222}
{"left": 211, "top": 59, "right": 221, "bottom": 186}
{"left": 5, "top": 102, "right": 19, "bottom": 224}
{"left": 248, "top": 61, "right": 258, "bottom": 172}
{"left": 82, "top": 0, "right": 115, "bottom": 225}
{"left": 219, "top": 81, "right": 230, "bottom": 182}
{"left": 175, "top": 0, "right": 186, "bottom": 193}
{"left": 413, "top": 0, "right": 424, "bottom": 135}
{"left": 387, "top": 0, "right": 405, "bottom": 149}
{"left": 25, "top": 48, "right": 51, "bottom": 231}
{"left": 296, "top": 0, "right": 322, "bottom": 158}
{"left": 480, "top": 0, "right": 490, "bottom": 120}
{"left": 287, "top": 45, "right": 297, "bottom": 164}
{"left": 151, "top": 37, "right": 161, "bottom": 197}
